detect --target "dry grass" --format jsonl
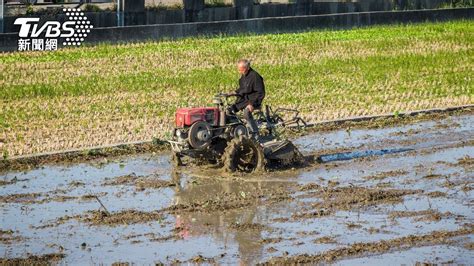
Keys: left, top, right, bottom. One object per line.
{"left": 0, "top": 20, "right": 473, "bottom": 157}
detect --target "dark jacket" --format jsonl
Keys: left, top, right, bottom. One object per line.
{"left": 234, "top": 67, "right": 265, "bottom": 111}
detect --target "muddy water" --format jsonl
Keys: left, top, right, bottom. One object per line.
{"left": 1, "top": 114, "right": 473, "bottom": 264}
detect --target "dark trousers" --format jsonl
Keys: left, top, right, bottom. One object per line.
{"left": 243, "top": 108, "right": 259, "bottom": 135}
{"left": 230, "top": 103, "right": 259, "bottom": 135}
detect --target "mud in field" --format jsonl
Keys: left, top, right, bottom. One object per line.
{"left": 0, "top": 114, "right": 473, "bottom": 264}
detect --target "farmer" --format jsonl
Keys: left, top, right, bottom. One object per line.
{"left": 228, "top": 59, "right": 265, "bottom": 138}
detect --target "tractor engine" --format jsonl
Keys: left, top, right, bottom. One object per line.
{"left": 174, "top": 107, "right": 220, "bottom": 150}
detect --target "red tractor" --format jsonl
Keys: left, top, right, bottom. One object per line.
{"left": 168, "top": 93, "right": 304, "bottom": 172}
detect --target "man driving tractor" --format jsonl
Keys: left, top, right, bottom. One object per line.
{"left": 228, "top": 59, "right": 266, "bottom": 139}
{"left": 168, "top": 58, "right": 304, "bottom": 172}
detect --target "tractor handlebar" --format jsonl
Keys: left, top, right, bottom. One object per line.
{"left": 215, "top": 92, "right": 239, "bottom": 98}
{"left": 213, "top": 92, "right": 240, "bottom": 107}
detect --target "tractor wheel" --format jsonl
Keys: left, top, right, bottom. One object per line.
{"left": 188, "top": 121, "right": 212, "bottom": 149}
{"left": 231, "top": 124, "right": 248, "bottom": 139}
{"left": 222, "top": 136, "right": 265, "bottom": 173}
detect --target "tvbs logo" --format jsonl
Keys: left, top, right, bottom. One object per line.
{"left": 14, "top": 8, "right": 93, "bottom": 51}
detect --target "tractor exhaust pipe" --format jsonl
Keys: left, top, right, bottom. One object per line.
{"left": 219, "top": 109, "right": 226, "bottom": 126}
